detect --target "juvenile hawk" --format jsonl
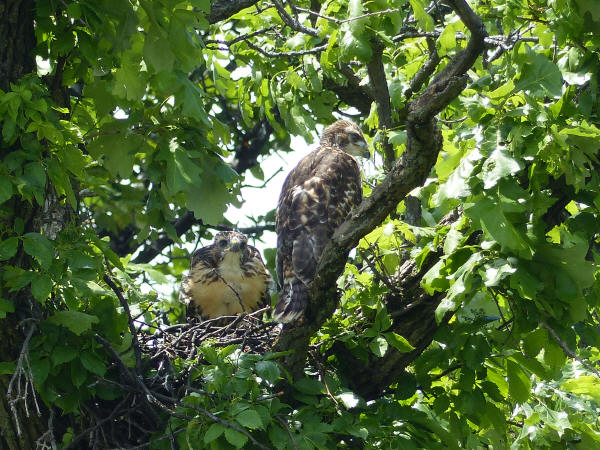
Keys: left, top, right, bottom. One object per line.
{"left": 274, "top": 120, "right": 368, "bottom": 323}
{"left": 180, "top": 231, "right": 270, "bottom": 320}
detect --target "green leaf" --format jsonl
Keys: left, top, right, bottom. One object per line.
{"left": 369, "top": 336, "right": 389, "bottom": 357}
{"left": 47, "top": 311, "right": 100, "bottom": 335}
{"left": 383, "top": 332, "right": 415, "bottom": 352}
{"left": 255, "top": 360, "right": 280, "bottom": 384}
{"left": 389, "top": 78, "right": 404, "bottom": 109}
{"left": 71, "top": 359, "right": 87, "bottom": 388}
{"left": 0, "top": 237, "right": 19, "bottom": 260}
{"left": 522, "top": 328, "right": 547, "bottom": 357}
{"left": 340, "top": 28, "right": 373, "bottom": 61}
{"left": 561, "top": 376, "right": 600, "bottom": 404}
{"left": 178, "top": 77, "right": 209, "bottom": 124}
{"left": 204, "top": 423, "right": 225, "bottom": 443}
{"left": 80, "top": 352, "right": 107, "bottom": 377}
{"left": 185, "top": 164, "right": 235, "bottom": 225}
{"left": 439, "top": 23, "right": 457, "bottom": 51}
{"left": 481, "top": 147, "right": 522, "bottom": 190}
{"left": 224, "top": 428, "right": 248, "bottom": 448}
{"left": 0, "top": 177, "right": 13, "bottom": 204}
{"left": 534, "top": 243, "right": 596, "bottom": 295}
{"left": 22, "top": 162, "right": 47, "bottom": 204}
{"left": 31, "top": 274, "right": 53, "bottom": 303}
{"left": 348, "top": 0, "right": 368, "bottom": 34}
{"left": 507, "top": 358, "right": 531, "bottom": 404}
{"left": 22, "top": 233, "right": 54, "bottom": 269}
{"left": 87, "top": 133, "right": 140, "bottom": 178}
{"left": 465, "top": 196, "right": 533, "bottom": 258}
{"left": 113, "top": 63, "right": 146, "bottom": 101}
{"left": 0, "top": 361, "right": 16, "bottom": 375}
{"left": 30, "top": 357, "right": 50, "bottom": 385}
{"left": 409, "top": 0, "right": 434, "bottom": 31}
{"left": 0, "top": 298, "right": 15, "bottom": 318}
{"left": 294, "top": 378, "right": 325, "bottom": 395}
{"left": 235, "top": 409, "right": 264, "bottom": 429}
{"left": 51, "top": 345, "right": 78, "bottom": 366}
{"left": 144, "top": 34, "right": 175, "bottom": 72}
{"left": 513, "top": 50, "right": 563, "bottom": 98}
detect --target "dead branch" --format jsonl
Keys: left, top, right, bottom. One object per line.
{"left": 7, "top": 323, "right": 40, "bottom": 437}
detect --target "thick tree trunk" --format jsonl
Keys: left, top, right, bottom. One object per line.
{"left": 0, "top": 1, "right": 49, "bottom": 449}
{"left": 0, "top": 0, "right": 36, "bottom": 92}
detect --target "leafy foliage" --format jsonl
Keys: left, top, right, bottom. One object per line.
{"left": 2, "top": 0, "right": 600, "bottom": 448}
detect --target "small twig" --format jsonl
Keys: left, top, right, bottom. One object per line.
{"left": 294, "top": 5, "right": 402, "bottom": 25}
{"left": 360, "top": 247, "right": 398, "bottom": 294}
{"left": 241, "top": 167, "right": 284, "bottom": 189}
{"left": 438, "top": 116, "right": 467, "bottom": 124}
{"left": 244, "top": 40, "right": 328, "bottom": 58}
{"left": 275, "top": 415, "right": 299, "bottom": 450}
{"left": 152, "top": 391, "right": 273, "bottom": 450}
{"left": 272, "top": 0, "right": 320, "bottom": 37}
{"left": 540, "top": 321, "right": 600, "bottom": 378}
{"left": 64, "top": 396, "right": 131, "bottom": 450}
{"left": 311, "top": 350, "right": 340, "bottom": 408}
{"left": 404, "top": 37, "right": 440, "bottom": 100}
{"left": 205, "top": 26, "right": 277, "bottom": 46}
{"left": 488, "top": 288, "right": 507, "bottom": 326}
{"left": 103, "top": 274, "right": 143, "bottom": 374}
{"left": 256, "top": 392, "right": 284, "bottom": 401}
{"left": 430, "top": 363, "right": 462, "bottom": 381}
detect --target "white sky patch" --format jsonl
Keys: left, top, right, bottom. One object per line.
{"left": 224, "top": 135, "right": 311, "bottom": 252}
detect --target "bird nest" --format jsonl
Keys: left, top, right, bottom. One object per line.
{"left": 37, "top": 309, "right": 281, "bottom": 449}
{"left": 140, "top": 307, "right": 280, "bottom": 362}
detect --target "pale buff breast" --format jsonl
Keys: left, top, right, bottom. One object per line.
{"left": 188, "top": 252, "right": 266, "bottom": 318}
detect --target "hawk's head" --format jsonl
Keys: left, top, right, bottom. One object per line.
{"left": 191, "top": 231, "right": 250, "bottom": 267}
{"left": 320, "top": 120, "right": 369, "bottom": 158}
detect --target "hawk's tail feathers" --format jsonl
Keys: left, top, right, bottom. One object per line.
{"left": 273, "top": 279, "right": 307, "bottom": 323}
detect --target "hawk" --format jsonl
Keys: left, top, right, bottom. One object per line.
{"left": 273, "top": 120, "right": 368, "bottom": 323}
{"left": 180, "top": 231, "right": 270, "bottom": 320}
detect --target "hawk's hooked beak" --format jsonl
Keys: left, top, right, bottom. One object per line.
{"left": 358, "top": 140, "right": 370, "bottom": 158}
{"left": 229, "top": 238, "right": 246, "bottom": 252}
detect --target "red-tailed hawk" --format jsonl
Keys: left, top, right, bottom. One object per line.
{"left": 274, "top": 120, "right": 368, "bottom": 323}
{"left": 180, "top": 231, "right": 270, "bottom": 320}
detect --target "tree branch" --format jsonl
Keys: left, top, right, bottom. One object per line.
{"left": 208, "top": 0, "right": 260, "bottom": 24}
{"left": 102, "top": 275, "right": 143, "bottom": 374}
{"left": 404, "top": 38, "right": 440, "bottom": 100}
{"left": 272, "top": 0, "right": 320, "bottom": 37}
{"left": 367, "top": 38, "right": 395, "bottom": 169}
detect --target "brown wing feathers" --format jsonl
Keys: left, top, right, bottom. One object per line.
{"left": 274, "top": 120, "right": 366, "bottom": 323}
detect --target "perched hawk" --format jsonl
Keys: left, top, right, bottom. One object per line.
{"left": 274, "top": 120, "right": 368, "bottom": 323}
{"left": 180, "top": 231, "right": 270, "bottom": 320}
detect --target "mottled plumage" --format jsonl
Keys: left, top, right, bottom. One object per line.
{"left": 180, "top": 231, "right": 270, "bottom": 320}
{"left": 274, "top": 120, "right": 368, "bottom": 323}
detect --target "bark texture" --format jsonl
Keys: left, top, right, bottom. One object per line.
{"left": 0, "top": 2, "right": 49, "bottom": 448}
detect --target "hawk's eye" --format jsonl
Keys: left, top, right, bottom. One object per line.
{"left": 217, "top": 239, "right": 228, "bottom": 248}
{"left": 349, "top": 132, "right": 361, "bottom": 142}
{"left": 240, "top": 241, "right": 247, "bottom": 250}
